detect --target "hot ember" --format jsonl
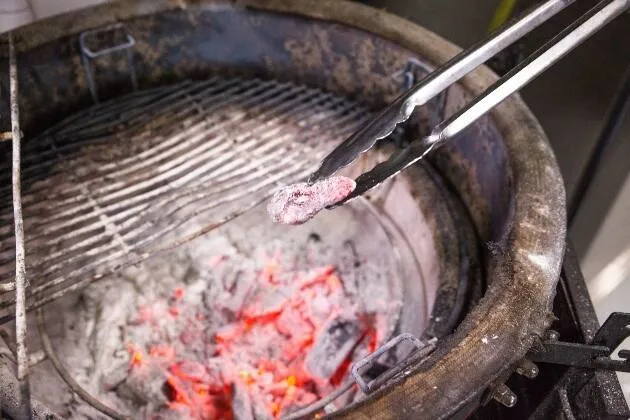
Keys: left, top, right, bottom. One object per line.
{"left": 119, "top": 251, "right": 380, "bottom": 419}
{"left": 37, "top": 208, "right": 402, "bottom": 419}
{"left": 267, "top": 176, "right": 356, "bottom": 225}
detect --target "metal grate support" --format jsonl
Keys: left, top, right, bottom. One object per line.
{"left": 9, "top": 30, "right": 32, "bottom": 419}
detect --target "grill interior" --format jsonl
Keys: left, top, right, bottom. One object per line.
{"left": 0, "top": 74, "right": 453, "bottom": 419}
{"left": 0, "top": 1, "right": 569, "bottom": 417}
{"left": 0, "top": 77, "right": 372, "bottom": 323}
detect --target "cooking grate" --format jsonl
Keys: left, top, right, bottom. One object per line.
{"left": 0, "top": 77, "right": 372, "bottom": 324}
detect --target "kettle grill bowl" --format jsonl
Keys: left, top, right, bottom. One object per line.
{"left": 0, "top": 1, "right": 566, "bottom": 418}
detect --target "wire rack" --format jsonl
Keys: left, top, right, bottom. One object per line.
{"left": 0, "top": 75, "right": 371, "bottom": 326}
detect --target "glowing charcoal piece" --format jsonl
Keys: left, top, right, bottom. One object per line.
{"left": 267, "top": 176, "right": 356, "bottom": 225}
{"left": 116, "top": 242, "right": 389, "bottom": 419}
{"left": 303, "top": 312, "right": 365, "bottom": 384}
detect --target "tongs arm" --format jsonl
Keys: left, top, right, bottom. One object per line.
{"left": 325, "top": 0, "right": 630, "bottom": 206}
{"left": 310, "top": 0, "right": 576, "bottom": 183}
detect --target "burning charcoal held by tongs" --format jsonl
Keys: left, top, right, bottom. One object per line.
{"left": 267, "top": 176, "right": 356, "bottom": 225}
{"left": 268, "top": 0, "right": 630, "bottom": 225}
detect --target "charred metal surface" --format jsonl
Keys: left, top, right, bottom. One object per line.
{"left": 0, "top": 5, "right": 411, "bottom": 138}
{"left": 403, "top": 161, "right": 483, "bottom": 340}
{"left": 0, "top": 1, "right": 566, "bottom": 419}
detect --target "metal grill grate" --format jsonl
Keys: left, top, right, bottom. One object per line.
{"left": 0, "top": 77, "right": 371, "bottom": 324}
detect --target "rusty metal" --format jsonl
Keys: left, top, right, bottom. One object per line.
{"left": 515, "top": 359, "right": 539, "bottom": 379}
{"left": 492, "top": 384, "right": 518, "bottom": 408}
{"left": 528, "top": 312, "right": 630, "bottom": 372}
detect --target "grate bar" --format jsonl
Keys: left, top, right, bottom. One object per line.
{"left": 35, "top": 92, "right": 348, "bottom": 244}
{"left": 20, "top": 110, "right": 367, "bottom": 298}
{"left": 0, "top": 78, "right": 237, "bottom": 199}
{"left": 0, "top": 78, "right": 263, "bottom": 213}
{"left": 17, "top": 104, "right": 364, "bottom": 283}
{"left": 0, "top": 78, "right": 371, "bottom": 323}
{"left": 0, "top": 83, "right": 346, "bottom": 256}
{"left": 0, "top": 79, "right": 269, "bottom": 244}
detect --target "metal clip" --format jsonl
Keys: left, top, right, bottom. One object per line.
{"left": 391, "top": 58, "right": 434, "bottom": 89}
{"left": 351, "top": 333, "right": 435, "bottom": 394}
{"left": 79, "top": 24, "right": 138, "bottom": 103}
{"left": 390, "top": 59, "right": 449, "bottom": 147}
{"left": 392, "top": 58, "right": 449, "bottom": 113}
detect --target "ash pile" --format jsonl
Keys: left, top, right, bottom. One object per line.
{"left": 31, "top": 210, "right": 402, "bottom": 419}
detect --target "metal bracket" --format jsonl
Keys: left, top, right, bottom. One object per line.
{"left": 79, "top": 24, "right": 138, "bottom": 104}
{"left": 351, "top": 333, "right": 436, "bottom": 394}
{"left": 391, "top": 58, "right": 434, "bottom": 90}
{"left": 390, "top": 58, "right": 449, "bottom": 148}
{"left": 391, "top": 58, "right": 449, "bottom": 112}
{"left": 528, "top": 312, "right": 630, "bottom": 372}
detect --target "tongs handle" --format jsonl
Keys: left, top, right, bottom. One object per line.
{"left": 310, "top": 0, "right": 576, "bottom": 183}
{"left": 331, "top": 0, "right": 630, "bottom": 206}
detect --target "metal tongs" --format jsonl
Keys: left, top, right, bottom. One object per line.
{"left": 309, "top": 0, "right": 630, "bottom": 206}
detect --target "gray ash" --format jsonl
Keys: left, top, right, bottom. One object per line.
{"left": 267, "top": 176, "right": 356, "bottom": 225}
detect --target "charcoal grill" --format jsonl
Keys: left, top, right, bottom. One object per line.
{"left": 0, "top": 0, "right": 625, "bottom": 419}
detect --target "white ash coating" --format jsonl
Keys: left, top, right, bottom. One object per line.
{"left": 267, "top": 176, "right": 356, "bottom": 225}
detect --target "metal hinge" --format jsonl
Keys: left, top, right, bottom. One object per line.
{"left": 527, "top": 312, "right": 630, "bottom": 372}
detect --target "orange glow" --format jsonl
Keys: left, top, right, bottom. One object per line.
{"left": 239, "top": 370, "right": 256, "bottom": 386}
{"left": 368, "top": 327, "right": 378, "bottom": 353}
{"left": 126, "top": 343, "right": 143, "bottom": 368}
{"left": 126, "top": 261, "right": 374, "bottom": 419}
{"left": 270, "top": 402, "right": 281, "bottom": 416}
{"left": 326, "top": 274, "right": 342, "bottom": 291}
{"left": 193, "top": 384, "right": 209, "bottom": 397}
{"left": 149, "top": 344, "right": 175, "bottom": 359}
{"left": 173, "top": 287, "right": 185, "bottom": 300}
{"left": 286, "top": 375, "right": 297, "bottom": 387}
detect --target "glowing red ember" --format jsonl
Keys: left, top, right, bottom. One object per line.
{"left": 122, "top": 254, "right": 377, "bottom": 419}
{"left": 267, "top": 176, "right": 356, "bottom": 225}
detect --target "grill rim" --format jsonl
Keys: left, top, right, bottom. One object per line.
{"left": 2, "top": 1, "right": 567, "bottom": 419}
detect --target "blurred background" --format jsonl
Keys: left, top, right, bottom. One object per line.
{"left": 2, "top": 0, "right": 630, "bottom": 400}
